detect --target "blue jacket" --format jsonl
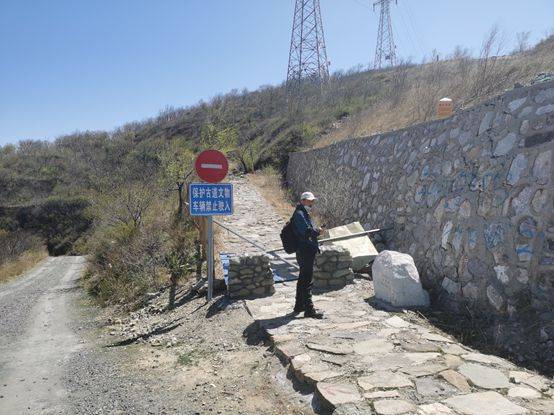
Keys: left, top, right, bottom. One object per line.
{"left": 292, "top": 204, "right": 320, "bottom": 253}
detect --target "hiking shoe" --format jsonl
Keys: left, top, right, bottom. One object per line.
{"left": 304, "top": 309, "right": 324, "bottom": 319}
{"left": 292, "top": 305, "right": 304, "bottom": 314}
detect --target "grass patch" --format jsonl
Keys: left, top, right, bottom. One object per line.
{"left": 176, "top": 348, "right": 211, "bottom": 367}
{"left": 0, "top": 247, "right": 48, "bottom": 285}
{"left": 177, "top": 351, "right": 196, "bottom": 366}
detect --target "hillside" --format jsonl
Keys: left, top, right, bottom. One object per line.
{"left": 0, "top": 34, "right": 553, "bottom": 304}
{"left": 2, "top": 35, "right": 553, "bottom": 206}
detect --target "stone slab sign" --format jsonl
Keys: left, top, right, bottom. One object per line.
{"left": 323, "top": 222, "right": 379, "bottom": 270}
{"left": 372, "top": 250, "right": 430, "bottom": 308}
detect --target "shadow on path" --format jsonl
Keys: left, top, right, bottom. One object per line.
{"left": 243, "top": 313, "right": 298, "bottom": 346}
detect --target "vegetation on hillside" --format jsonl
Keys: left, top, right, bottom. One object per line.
{"left": 318, "top": 29, "right": 554, "bottom": 146}
{"left": 0, "top": 29, "right": 552, "bottom": 304}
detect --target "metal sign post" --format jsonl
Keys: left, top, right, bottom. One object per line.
{"left": 206, "top": 215, "right": 214, "bottom": 301}
{"left": 191, "top": 149, "right": 231, "bottom": 301}
{"left": 189, "top": 182, "right": 233, "bottom": 301}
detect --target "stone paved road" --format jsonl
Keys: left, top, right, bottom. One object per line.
{"left": 220, "top": 176, "right": 553, "bottom": 414}
{"left": 245, "top": 282, "right": 554, "bottom": 414}
{"left": 218, "top": 176, "right": 299, "bottom": 280}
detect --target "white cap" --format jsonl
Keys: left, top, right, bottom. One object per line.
{"left": 301, "top": 191, "right": 316, "bottom": 201}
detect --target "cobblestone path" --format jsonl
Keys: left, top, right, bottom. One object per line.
{"left": 246, "top": 281, "right": 553, "bottom": 414}
{"left": 218, "top": 176, "right": 298, "bottom": 280}
{"left": 218, "top": 176, "right": 285, "bottom": 253}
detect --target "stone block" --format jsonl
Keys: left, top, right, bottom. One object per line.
{"left": 329, "top": 278, "right": 346, "bottom": 287}
{"left": 226, "top": 253, "right": 274, "bottom": 298}
{"left": 323, "top": 222, "right": 378, "bottom": 270}
{"left": 332, "top": 268, "right": 352, "bottom": 278}
{"left": 314, "top": 271, "right": 332, "bottom": 279}
{"left": 439, "top": 369, "right": 471, "bottom": 392}
{"left": 230, "top": 288, "right": 251, "bottom": 299}
{"left": 357, "top": 371, "right": 413, "bottom": 390}
{"left": 444, "top": 391, "right": 528, "bottom": 415}
{"left": 373, "top": 399, "right": 416, "bottom": 415}
{"left": 315, "top": 381, "right": 363, "bottom": 409}
{"left": 372, "top": 250, "right": 430, "bottom": 308}
{"left": 458, "top": 363, "right": 510, "bottom": 389}
{"left": 252, "top": 287, "right": 266, "bottom": 296}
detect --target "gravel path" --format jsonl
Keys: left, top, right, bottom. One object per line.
{"left": 0, "top": 257, "right": 199, "bottom": 414}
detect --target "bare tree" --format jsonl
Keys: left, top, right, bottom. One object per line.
{"left": 159, "top": 139, "right": 195, "bottom": 218}
{"left": 471, "top": 25, "right": 508, "bottom": 100}
{"left": 515, "top": 31, "right": 531, "bottom": 54}
{"left": 387, "top": 59, "right": 412, "bottom": 107}
{"left": 409, "top": 57, "right": 446, "bottom": 122}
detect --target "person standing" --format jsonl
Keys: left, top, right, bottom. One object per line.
{"left": 292, "top": 192, "right": 324, "bottom": 319}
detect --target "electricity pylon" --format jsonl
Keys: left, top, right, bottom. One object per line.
{"left": 286, "top": 0, "right": 330, "bottom": 92}
{"left": 373, "top": 0, "right": 397, "bottom": 69}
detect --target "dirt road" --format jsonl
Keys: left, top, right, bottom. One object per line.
{"left": 0, "top": 252, "right": 313, "bottom": 415}
{"left": 0, "top": 257, "right": 200, "bottom": 414}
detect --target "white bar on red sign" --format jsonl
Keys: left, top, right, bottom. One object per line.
{"left": 200, "top": 163, "right": 223, "bottom": 170}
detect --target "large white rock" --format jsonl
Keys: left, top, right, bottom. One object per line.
{"left": 372, "top": 250, "right": 430, "bottom": 308}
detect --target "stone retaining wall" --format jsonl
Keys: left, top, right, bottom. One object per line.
{"left": 287, "top": 81, "right": 554, "bottom": 322}
{"left": 227, "top": 255, "right": 275, "bottom": 299}
{"left": 314, "top": 245, "right": 354, "bottom": 290}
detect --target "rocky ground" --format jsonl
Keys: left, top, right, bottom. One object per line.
{"left": 2, "top": 176, "right": 552, "bottom": 414}
{"left": 110, "top": 176, "right": 553, "bottom": 414}
{"left": 103, "top": 284, "right": 314, "bottom": 415}
{"left": 0, "top": 256, "right": 200, "bottom": 414}
{"left": 0, "top": 257, "right": 313, "bottom": 414}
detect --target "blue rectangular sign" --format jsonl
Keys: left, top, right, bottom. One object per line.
{"left": 189, "top": 183, "right": 233, "bottom": 216}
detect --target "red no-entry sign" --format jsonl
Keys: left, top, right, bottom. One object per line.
{"left": 195, "top": 150, "right": 229, "bottom": 183}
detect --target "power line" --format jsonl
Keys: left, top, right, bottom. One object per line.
{"left": 403, "top": 1, "right": 427, "bottom": 54}
{"left": 396, "top": 2, "right": 423, "bottom": 58}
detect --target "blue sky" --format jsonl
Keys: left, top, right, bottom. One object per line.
{"left": 0, "top": 0, "right": 552, "bottom": 145}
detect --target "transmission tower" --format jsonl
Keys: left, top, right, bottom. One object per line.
{"left": 286, "top": 0, "right": 330, "bottom": 91}
{"left": 373, "top": 0, "right": 397, "bottom": 69}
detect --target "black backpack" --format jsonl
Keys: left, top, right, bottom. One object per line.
{"left": 280, "top": 213, "right": 298, "bottom": 254}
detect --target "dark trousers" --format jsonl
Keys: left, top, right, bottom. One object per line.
{"left": 295, "top": 248, "right": 316, "bottom": 311}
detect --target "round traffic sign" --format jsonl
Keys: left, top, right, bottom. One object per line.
{"left": 194, "top": 150, "right": 229, "bottom": 183}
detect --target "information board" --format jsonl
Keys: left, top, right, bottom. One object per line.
{"left": 189, "top": 183, "right": 233, "bottom": 216}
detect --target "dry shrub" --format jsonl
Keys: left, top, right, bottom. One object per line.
{"left": 316, "top": 33, "right": 554, "bottom": 147}
{"left": 0, "top": 247, "right": 48, "bottom": 284}
{"left": 84, "top": 186, "right": 199, "bottom": 307}
{"left": 0, "top": 230, "right": 44, "bottom": 266}
{"left": 248, "top": 167, "right": 294, "bottom": 219}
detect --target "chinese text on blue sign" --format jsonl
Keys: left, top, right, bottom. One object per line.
{"left": 189, "top": 183, "right": 233, "bottom": 216}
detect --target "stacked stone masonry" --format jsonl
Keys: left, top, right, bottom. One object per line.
{"left": 314, "top": 245, "right": 355, "bottom": 290}
{"left": 227, "top": 254, "right": 275, "bottom": 299}
{"left": 287, "top": 81, "right": 554, "bottom": 320}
